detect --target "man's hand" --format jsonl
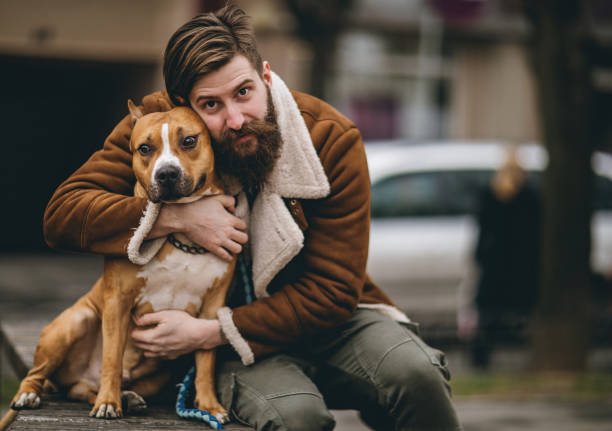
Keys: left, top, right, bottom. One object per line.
{"left": 131, "top": 310, "right": 227, "bottom": 359}
{"left": 148, "top": 195, "right": 248, "bottom": 261}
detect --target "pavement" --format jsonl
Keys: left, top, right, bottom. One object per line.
{"left": 2, "top": 252, "right": 612, "bottom": 430}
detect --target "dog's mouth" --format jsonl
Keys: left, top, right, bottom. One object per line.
{"left": 149, "top": 173, "right": 211, "bottom": 204}
{"left": 195, "top": 173, "right": 208, "bottom": 191}
{"left": 149, "top": 175, "right": 195, "bottom": 203}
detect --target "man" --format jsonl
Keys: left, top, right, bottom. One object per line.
{"left": 462, "top": 147, "right": 540, "bottom": 368}
{"left": 44, "top": 5, "right": 461, "bottom": 430}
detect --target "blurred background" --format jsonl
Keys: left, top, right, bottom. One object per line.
{"left": 2, "top": 0, "right": 612, "bottom": 429}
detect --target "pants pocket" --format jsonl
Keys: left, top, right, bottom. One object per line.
{"left": 218, "top": 372, "right": 255, "bottom": 427}
{"left": 400, "top": 323, "right": 452, "bottom": 382}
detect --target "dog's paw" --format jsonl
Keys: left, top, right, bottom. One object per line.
{"left": 194, "top": 398, "right": 230, "bottom": 424}
{"left": 89, "top": 402, "right": 123, "bottom": 419}
{"left": 214, "top": 410, "right": 231, "bottom": 424}
{"left": 11, "top": 392, "right": 41, "bottom": 410}
{"left": 122, "top": 390, "right": 147, "bottom": 412}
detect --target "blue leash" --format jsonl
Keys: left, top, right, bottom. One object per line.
{"left": 175, "top": 252, "right": 254, "bottom": 428}
{"left": 175, "top": 366, "right": 224, "bottom": 429}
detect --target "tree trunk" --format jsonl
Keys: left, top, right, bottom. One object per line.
{"left": 309, "top": 36, "right": 336, "bottom": 99}
{"left": 523, "top": 0, "right": 595, "bottom": 370}
{"left": 285, "top": 0, "right": 354, "bottom": 99}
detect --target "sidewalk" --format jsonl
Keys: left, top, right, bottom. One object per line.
{"left": 2, "top": 253, "right": 612, "bottom": 430}
{"left": 333, "top": 398, "right": 612, "bottom": 431}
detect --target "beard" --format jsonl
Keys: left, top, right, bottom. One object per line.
{"left": 212, "top": 87, "right": 281, "bottom": 196}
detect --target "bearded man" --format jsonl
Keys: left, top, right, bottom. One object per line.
{"left": 43, "top": 5, "right": 461, "bottom": 431}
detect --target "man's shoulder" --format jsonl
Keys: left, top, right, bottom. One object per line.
{"left": 291, "top": 90, "right": 355, "bottom": 133}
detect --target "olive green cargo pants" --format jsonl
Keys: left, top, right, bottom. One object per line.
{"left": 215, "top": 309, "right": 461, "bottom": 431}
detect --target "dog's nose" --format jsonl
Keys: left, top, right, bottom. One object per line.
{"left": 156, "top": 166, "right": 180, "bottom": 185}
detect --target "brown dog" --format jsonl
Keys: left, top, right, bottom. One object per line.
{"left": 8, "top": 101, "right": 235, "bottom": 423}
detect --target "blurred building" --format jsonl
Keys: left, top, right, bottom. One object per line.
{"left": 2, "top": 0, "right": 611, "bottom": 250}
{"left": 0, "top": 0, "right": 200, "bottom": 250}
{"left": 249, "top": 0, "right": 612, "bottom": 145}
{"left": 333, "top": 0, "right": 541, "bottom": 142}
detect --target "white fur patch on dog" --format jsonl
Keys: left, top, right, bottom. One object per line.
{"left": 136, "top": 247, "right": 230, "bottom": 312}
{"left": 151, "top": 123, "right": 182, "bottom": 185}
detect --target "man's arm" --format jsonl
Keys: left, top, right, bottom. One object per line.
{"left": 44, "top": 93, "right": 247, "bottom": 258}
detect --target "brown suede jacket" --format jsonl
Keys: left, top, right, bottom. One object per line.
{"left": 43, "top": 75, "right": 406, "bottom": 365}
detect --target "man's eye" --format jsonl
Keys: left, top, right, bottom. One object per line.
{"left": 182, "top": 135, "right": 197, "bottom": 149}
{"left": 205, "top": 101, "right": 216, "bottom": 109}
{"left": 138, "top": 144, "right": 152, "bottom": 155}
{"left": 238, "top": 87, "right": 249, "bottom": 97}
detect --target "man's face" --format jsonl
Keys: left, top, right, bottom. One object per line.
{"left": 188, "top": 55, "right": 271, "bottom": 155}
{"left": 188, "top": 55, "right": 280, "bottom": 193}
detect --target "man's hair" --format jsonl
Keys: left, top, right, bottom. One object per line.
{"left": 163, "top": 4, "right": 263, "bottom": 106}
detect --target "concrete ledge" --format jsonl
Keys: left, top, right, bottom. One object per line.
{"left": 8, "top": 394, "right": 252, "bottom": 430}
{"left": 0, "top": 320, "right": 254, "bottom": 430}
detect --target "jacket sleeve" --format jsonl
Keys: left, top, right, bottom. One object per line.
{"left": 220, "top": 124, "right": 371, "bottom": 364}
{"left": 43, "top": 93, "right": 175, "bottom": 256}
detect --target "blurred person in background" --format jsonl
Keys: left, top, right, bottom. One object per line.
{"left": 458, "top": 145, "right": 540, "bottom": 369}
{"left": 42, "top": 4, "right": 461, "bottom": 431}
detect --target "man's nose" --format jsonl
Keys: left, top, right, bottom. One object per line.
{"left": 225, "top": 103, "right": 245, "bottom": 130}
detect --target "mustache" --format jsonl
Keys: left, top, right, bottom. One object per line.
{"left": 218, "top": 116, "right": 279, "bottom": 146}
{"left": 211, "top": 94, "right": 281, "bottom": 194}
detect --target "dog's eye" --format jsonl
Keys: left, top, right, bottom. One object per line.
{"left": 138, "top": 144, "right": 152, "bottom": 155}
{"left": 182, "top": 135, "right": 197, "bottom": 149}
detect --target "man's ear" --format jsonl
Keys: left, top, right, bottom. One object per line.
{"left": 262, "top": 61, "right": 272, "bottom": 87}
{"left": 127, "top": 99, "right": 144, "bottom": 124}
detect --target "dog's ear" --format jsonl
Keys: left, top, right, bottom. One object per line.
{"left": 127, "top": 99, "right": 144, "bottom": 124}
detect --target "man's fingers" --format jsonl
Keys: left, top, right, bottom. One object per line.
{"left": 225, "top": 240, "right": 243, "bottom": 255}
{"left": 132, "top": 334, "right": 161, "bottom": 350}
{"left": 131, "top": 328, "right": 156, "bottom": 343}
{"left": 233, "top": 218, "right": 247, "bottom": 231}
{"left": 231, "top": 230, "right": 248, "bottom": 245}
{"left": 135, "top": 312, "right": 163, "bottom": 327}
{"left": 212, "top": 246, "right": 233, "bottom": 262}
{"left": 132, "top": 340, "right": 152, "bottom": 350}
{"left": 216, "top": 195, "right": 236, "bottom": 211}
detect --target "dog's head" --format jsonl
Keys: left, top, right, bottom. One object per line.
{"left": 127, "top": 100, "right": 222, "bottom": 203}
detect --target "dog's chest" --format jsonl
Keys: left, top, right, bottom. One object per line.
{"left": 136, "top": 247, "right": 230, "bottom": 313}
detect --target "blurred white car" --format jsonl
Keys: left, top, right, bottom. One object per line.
{"left": 365, "top": 141, "right": 612, "bottom": 314}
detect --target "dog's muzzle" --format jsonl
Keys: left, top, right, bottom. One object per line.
{"left": 156, "top": 165, "right": 180, "bottom": 187}
{"left": 149, "top": 165, "right": 195, "bottom": 202}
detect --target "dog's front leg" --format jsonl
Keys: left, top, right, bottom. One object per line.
{"left": 90, "top": 292, "right": 132, "bottom": 419}
{"left": 90, "top": 260, "right": 140, "bottom": 419}
{"left": 193, "top": 263, "right": 235, "bottom": 425}
{"left": 90, "top": 291, "right": 133, "bottom": 418}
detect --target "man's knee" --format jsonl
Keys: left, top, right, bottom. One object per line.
{"left": 375, "top": 337, "right": 460, "bottom": 429}
{"left": 260, "top": 393, "right": 335, "bottom": 431}
{"left": 384, "top": 348, "right": 450, "bottom": 404}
